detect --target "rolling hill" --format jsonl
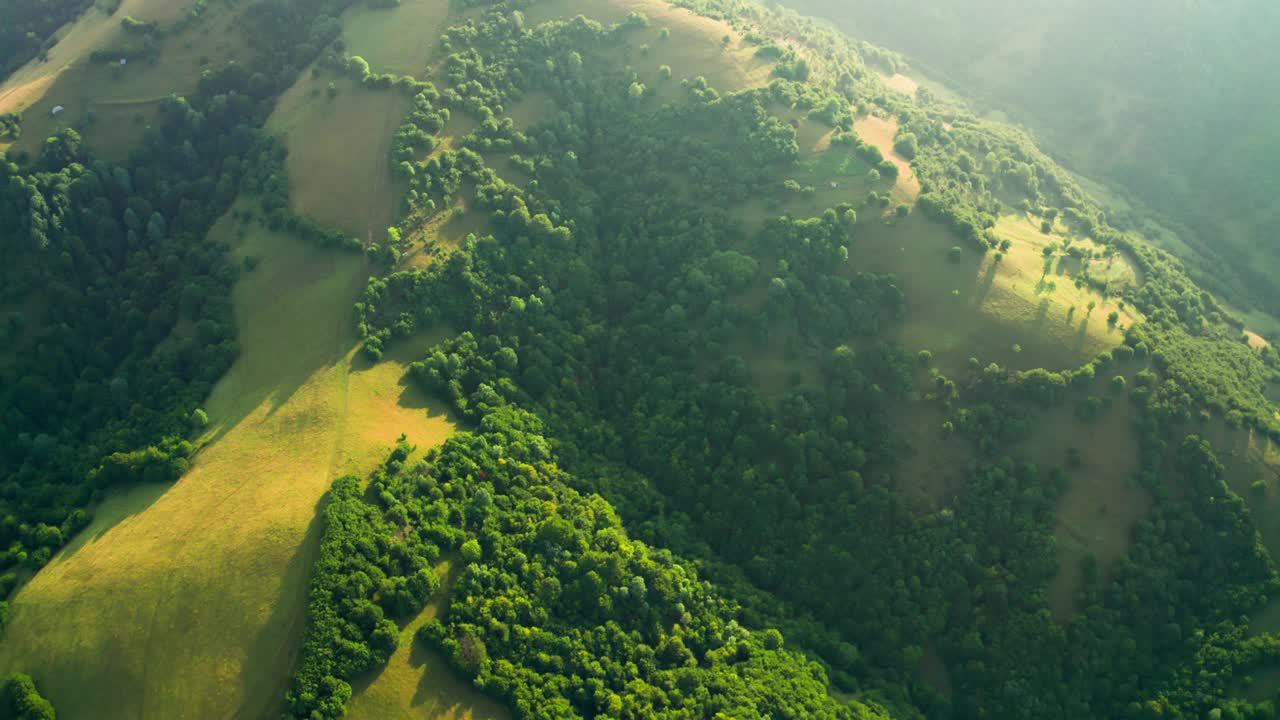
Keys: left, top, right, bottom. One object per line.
{"left": 2, "top": 0, "right": 1280, "bottom": 718}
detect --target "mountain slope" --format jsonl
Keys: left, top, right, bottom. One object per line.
{"left": 2, "top": 0, "right": 1280, "bottom": 718}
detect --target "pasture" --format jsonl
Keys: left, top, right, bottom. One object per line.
{"left": 0, "top": 0, "right": 246, "bottom": 161}
{"left": 1030, "top": 398, "right": 1147, "bottom": 621}
{"left": 525, "top": 0, "right": 775, "bottom": 97}
{"left": 853, "top": 114, "right": 921, "bottom": 204}
{"left": 849, "top": 214, "right": 1131, "bottom": 377}
{"left": 0, "top": 207, "right": 457, "bottom": 719}
{"left": 880, "top": 72, "right": 918, "bottom": 97}
{"left": 342, "top": 0, "right": 453, "bottom": 78}
{"left": 268, "top": 71, "right": 409, "bottom": 243}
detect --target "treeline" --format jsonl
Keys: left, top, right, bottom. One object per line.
{"left": 0, "top": 0, "right": 95, "bottom": 82}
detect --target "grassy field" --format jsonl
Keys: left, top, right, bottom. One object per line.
{"left": 0, "top": 0, "right": 247, "bottom": 162}
{"left": 889, "top": 396, "right": 972, "bottom": 512}
{"left": 269, "top": 72, "right": 409, "bottom": 243}
{"left": 525, "top": 0, "right": 775, "bottom": 97}
{"left": 848, "top": 213, "right": 1131, "bottom": 376}
{"left": 0, "top": 207, "right": 462, "bottom": 719}
{"left": 880, "top": 72, "right": 918, "bottom": 97}
{"left": 1028, "top": 397, "right": 1147, "bottom": 621}
{"left": 853, "top": 114, "right": 921, "bottom": 204}
{"left": 347, "top": 561, "right": 510, "bottom": 720}
{"left": 342, "top": 0, "right": 452, "bottom": 78}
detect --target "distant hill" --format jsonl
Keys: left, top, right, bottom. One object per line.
{"left": 787, "top": 0, "right": 1280, "bottom": 331}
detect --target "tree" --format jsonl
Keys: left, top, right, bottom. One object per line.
{"left": 894, "top": 132, "right": 918, "bottom": 159}
{"left": 460, "top": 539, "right": 482, "bottom": 563}
{"left": 4, "top": 673, "right": 56, "bottom": 720}
{"left": 348, "top": 56, "right": 371, "bottom": 80}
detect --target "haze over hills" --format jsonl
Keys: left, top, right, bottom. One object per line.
{"left": 1, "top": 0, "right": 1280, "bottom": 718}
{"left": 785, "top": 0, "right": 1280, "bottom": 336}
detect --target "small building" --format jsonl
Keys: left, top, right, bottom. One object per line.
{"left": 119, "top": 58, "right": 128, "bottom": 66}
{"left": 51, "top": 105, "right": 65, "bottom": 116}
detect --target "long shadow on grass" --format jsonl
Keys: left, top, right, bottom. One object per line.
{"left": 969, "top": 260, "right": 998, "bottom": 309}
{"left": 234, "top": 492, "right": 328, "bottom": 719}
{"left": 56, "top": 482, "right": 172, "bottom": 564}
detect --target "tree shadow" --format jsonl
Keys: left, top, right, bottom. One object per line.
{"left": 969, "top": 259, "right": 999, "bottom": 309}
{"left": 233, "top": 492, "right": 329, "bottom": 719}
{"left": 56, "top": 482, "right": 171, "bottom": 563}
{"left": 1074, "top": 316, "right": 1092, "bottom": 353}
{"left": 1031, "top": 297, "right": 1051, "bottom": 334}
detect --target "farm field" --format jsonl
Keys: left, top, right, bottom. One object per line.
{"left": 0, "top": 208, "right": 457, "bottom": 719}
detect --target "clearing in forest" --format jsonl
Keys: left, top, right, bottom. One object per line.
{"left": 341, "top": 0, "right": 453, "bottom": 78}
{"left": 347, "top": 561, "right": 510, "bottom": 720}
{"left": 525, "top": 0, "right": 775, "bottom": 97}
{"left": 880, "top": 72, "right": 918, "bottom": 97}
{"left": 850, "top": 214, "right": 1132, "bottom": 376}
{"left": 0, "top": 0, "right": 247, "bottom": 162}
{"left": 853, "top": 114, "right": 921, "bottom": 204}
{"left": 1031, "top": 397, "right": 1147, "bottom": 621}
{"left": 0, "top": 208, "right": 470, "bottom": 719}
{"left": 889, "top": 397, "right": 972, "bottom": 512}
{"left": 269, "top": 71, "right": 409, "bottom": 243}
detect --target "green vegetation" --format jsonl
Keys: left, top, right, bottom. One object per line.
{"left": 2, "top": 673, "right": 55, "bottom": 720}
{"left": 0, "top": 0, "right": 95, "bottom": 81}
{"left": 6, "top": 0, "right": 1280, "bottom": 718}
{"left": 790, "top": 0, "right": 1280, "bottom": 335}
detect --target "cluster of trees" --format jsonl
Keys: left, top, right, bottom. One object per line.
{"left": 291, "top": 408, "right": 891, "bottom": 719}
{"left": 0, "top": 112, "right": 19, "bottom": 139}
{"left": 390, "top": 82, "right": 447, "bottom": 175}
{"left": 285, "top": 444, "right": 443, "bottom": 718}
{"left": 3, "top": 673, "right": 55, "bottom": 720}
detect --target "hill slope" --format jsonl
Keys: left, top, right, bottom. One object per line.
{"left": 3, "top": 0, "right": 1280, "bottom": 718}
{"left": 785, "top": 0, "right": 1280, "bottom": 334}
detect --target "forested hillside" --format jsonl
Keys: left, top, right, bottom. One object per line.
{"left": 3, "top": 0, "right": 1280, "bottom": 718}
{"left": 787, "top": 0, "right": 1280, "bottom": 332}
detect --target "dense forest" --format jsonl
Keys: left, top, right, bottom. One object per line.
{"left": 787, "top": 0, "right": 1280, "bottom": 326}
{"left": 5, "top": 0, "right": 1280, "bottom": 717}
